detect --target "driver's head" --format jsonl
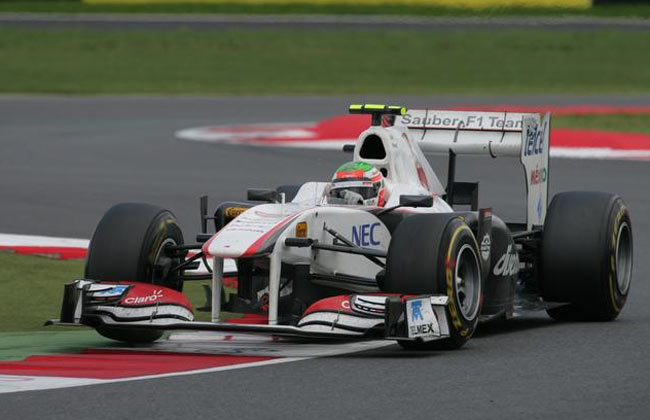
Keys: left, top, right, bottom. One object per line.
{"left": 327, "top": 161, "right": 387, "bottom": 207}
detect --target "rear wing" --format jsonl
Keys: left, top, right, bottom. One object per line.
{"left": 395, "top": 110, "right": 550, "bottom": 230}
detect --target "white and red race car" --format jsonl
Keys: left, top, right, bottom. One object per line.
{"left": 50, "top": 105, "right": 633, "bottom": 350}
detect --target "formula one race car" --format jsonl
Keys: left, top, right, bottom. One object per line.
{"left": 49, "top": 104, "right": 634, "bottom": 350}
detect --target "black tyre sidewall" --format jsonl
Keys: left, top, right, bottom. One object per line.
{"left": 385, "top": 214, "right": 482, "bottom": 350}
{"left": 438, "top": 219, "right": 482, "bottom": 346}
{"left": 541, "top": 192, "right": 632, "bottom": 321}
{"left": 85, "top": 203, "right": 184, "bottom": 290}
{"left": 84, "top": 203, "right": 185, "bottom": 343}
{"left": 605, "top": 199, "right": 633, "bottom": 317}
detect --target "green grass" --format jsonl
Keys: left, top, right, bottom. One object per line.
{"left": 1, "top": 28, "right": 650, "bottom": 94}
{"left": 0, "top": 251, "right": 215, "bottom": 332}
{"left": 0, "top": 252, "right": 85, "bottom": 332}
{"left": 555, "top": 114, "right": 650, "bottom": 135}
{"left": 1, "top": 1, "right": 650, "bottom": 18}
{"left": 0, "top": 330, "right": 116, "bottom": 360}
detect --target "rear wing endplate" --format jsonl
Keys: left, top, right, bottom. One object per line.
{"left": 396, "top": 110, "right": 550, "bottom": 230}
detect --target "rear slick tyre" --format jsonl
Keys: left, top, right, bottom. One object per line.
{"left": 541, "top": 192, "right": 633, "bottom": 321}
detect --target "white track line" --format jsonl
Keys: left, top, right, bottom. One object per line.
{"left": 550, "top": 147, "right": 650, "bottom": 160}
{"left": 0, "top": 233, "right": 238, "bottom": 272}
{"left": 0, "top": 340, "right": 392, "bottom": 394}
{"left": 0, "top": 233, "right": 89, "bottom": 248}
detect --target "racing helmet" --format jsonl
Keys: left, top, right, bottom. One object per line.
{"left": 327, "top": 161, "right": 388, "bottom": 207}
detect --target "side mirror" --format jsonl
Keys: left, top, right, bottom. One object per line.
{"left": 399, "top": 195, "right": 433, "bottom": 208}
{"left": 247, "top": 189, "right": 278, "bottom": 203}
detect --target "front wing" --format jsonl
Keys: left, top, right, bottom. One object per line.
{"left": 47, "top": 280, "right": 451, "bottom": 343}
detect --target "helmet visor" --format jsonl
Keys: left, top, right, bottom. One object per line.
{"left": 328, "top": 179, "right": 380, "bottom": 204}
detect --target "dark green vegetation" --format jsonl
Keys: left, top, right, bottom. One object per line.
{"left": 1, "top": 1, "right": 650, "bottom": 18}
{"left": 555, "top": 114, "right": 650, "bottom": 134}
{"left": 1, "top": 28, "right": 649, "bottom": 94}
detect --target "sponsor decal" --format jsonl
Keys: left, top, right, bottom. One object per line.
{"left": 524, "top": 123, "right": 545, "bottom": 156}
{"left": 351, "top": 223, "right": 381, "bottom": 247}
{"left": 123, "top": 289, "right": 163, "bottom": 305}
{"left": 430, "top": 295, "right": 448, "bottom": 305}
{"left": 92, "top": 285, "right": 129, "bottom": 298}
{"left": 295, "top": 221, "right": 308, "bottom": 238}
{"left": 401, "top": 113, "right": 523, "bottom": 130}
{"left": 410, "top": 300, "right": 424, "bottom": 321}
{"left": 302, "top": 295, "right": 356, "bottom": 316}
{"left": 253, "top": 210, "right": 285, "bottom": 218}
{"left": 530, "top": 165, "right": 547, "bottom": 185}
{"left": 490, "top": 117, "right": 523, "bottom": 130}
{"left": 480, "top": 234, "right": 491, "bottom": 261}
{"left": 406, "top": 298, "right": 440, "bottom": 340}
{"left": 493, "top": 244, "right": 519, "bottom": 277}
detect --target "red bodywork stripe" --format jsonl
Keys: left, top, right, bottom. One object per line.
{"left": 302, "top": 295, "right": 355, "bottom": 316}
{"left": 241, "top": 210, "right": 309, "bottom": 257}
{"left": 202, "top": 209, "right": 311, "bottom": 258}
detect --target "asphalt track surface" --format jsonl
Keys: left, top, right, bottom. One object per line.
{"left": 2, "top": 13, "right": 650, "bottom": 30}
{"left": 1, "top": 95, "right": 650, "bottom": 419}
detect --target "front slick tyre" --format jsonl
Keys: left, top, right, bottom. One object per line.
{"left": 96, "top": 326, "right": 164, "bottom": 344}
{"left": 85, "top": 203, "right": 185, "bottom": 343}
{"left": 384, "top": 214, "right": 482, "bottom": 350}
{"left": 541, "top": 192, "right": 633, "bottom": 321}
{"left": 85, "top": 203, "right": 184, "bottom": 291}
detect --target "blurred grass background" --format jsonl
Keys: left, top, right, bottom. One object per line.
{"left": 2, "top": 0, "right": 650, "bottom": 16}
{"left": 1, "top": 28, "right": 649, "bottom": 94}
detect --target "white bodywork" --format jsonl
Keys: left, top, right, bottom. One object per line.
{"left": 396, "top": 109, "right": 550, "bottom": 230}
{"left": 203, "top": 108, "right": 551, "bottom": 325}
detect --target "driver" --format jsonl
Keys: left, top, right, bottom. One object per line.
{"left": 326, "top": 161, "right": 388, "bottom": 207}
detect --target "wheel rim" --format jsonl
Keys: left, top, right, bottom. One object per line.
{"left": 455, "top": 244, "right": 481, "bottom": 320}
{"left": 152, "top": 238, "right": 178, "bottom": 284}
{"left": 615, "top": 222, "right": 633, "bottom": 295}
